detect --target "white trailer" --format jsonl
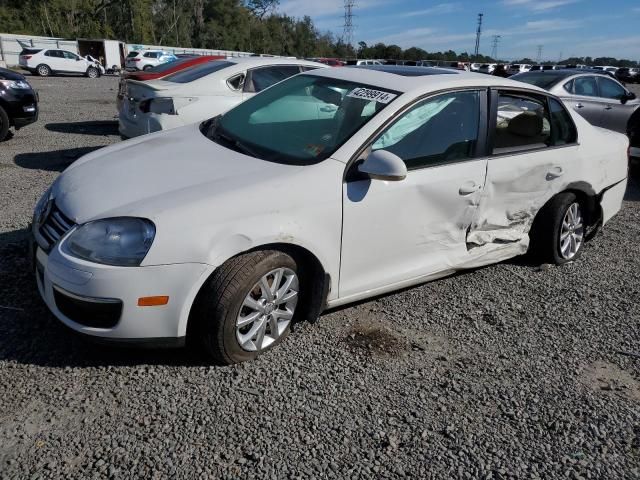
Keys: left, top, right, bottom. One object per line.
{"left": 78, "top": 39, "right": 127, "bottom": 73}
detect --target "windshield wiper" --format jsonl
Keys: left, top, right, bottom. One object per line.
{"left": 214, "top": 127, "right": 261, "bottom": 159}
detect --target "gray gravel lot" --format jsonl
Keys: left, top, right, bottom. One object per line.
{"left": 0, "top": 75, "right": 639, "bottom": 479}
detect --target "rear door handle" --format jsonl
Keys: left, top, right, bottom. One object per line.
{"left": 604, "top": 105, "right": 613, "bottom": 110}
{"left": 458, "top": 181, "right": 482, "bottom": 195}
{"left": 575, "top": 103, "right": 584, "bottom": 109}
{"left": 546, "top": 166, "right": 564, "bottom": 180}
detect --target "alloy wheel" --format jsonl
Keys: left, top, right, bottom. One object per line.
{"left": 236, "top": 268, "right": 299, "bottom": 352}
{"left": 559, "top": 202, "right": 584, "bottom": 260}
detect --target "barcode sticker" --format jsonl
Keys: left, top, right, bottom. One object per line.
{"left": 347, "top": 88, "right": 397, "bottom": 104}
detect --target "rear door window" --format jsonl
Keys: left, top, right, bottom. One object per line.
{"left": 548, "top": 98, "right": 577, "bottom": 145}
{"left": 573, "top": 77, "right": 598, "bottom": 97}
{"left": 493, "top": 92, "right": 551, "bottom": 154}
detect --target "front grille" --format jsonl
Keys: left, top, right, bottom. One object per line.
{"left": 37, "top": 203, "right": 75, "bottom": 252}
{"left": 53, "top": 287, "right": 122, "bottom": 329}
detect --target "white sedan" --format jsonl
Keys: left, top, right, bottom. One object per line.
{"left": 33, "top": 66, "right": 628, "bottom": 364}
{"left": 118, "top": 57, "right": 326, "bottom": 138}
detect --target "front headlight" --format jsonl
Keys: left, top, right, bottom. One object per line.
{"left": 33, "top": 187, "right": 52, "bottom": 225}
{"left": 0, "top": 79, "right": 31, "bottom": 90}
{"left": 62, "top": 218, "right": 155, "bottom": 267}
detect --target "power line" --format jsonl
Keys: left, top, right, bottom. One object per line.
{"left": 474, "top": 13, "right": 483, "bottom": 59}
{"left": 491, "top": 35, "right": 501, "bottom": 60}
{"left": 343, "top": 0, "right": 355, "bottom": 47}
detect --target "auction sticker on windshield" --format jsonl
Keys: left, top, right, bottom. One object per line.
{"left": 347, "top": 88, "right": 397, "bottom": 104}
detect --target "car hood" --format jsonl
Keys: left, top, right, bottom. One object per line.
{"left": 53, "top": 124, "right": 302, "bottom": 223}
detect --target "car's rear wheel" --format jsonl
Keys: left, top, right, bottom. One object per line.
{"left": 86, "top": 67, "right": 99, "bottom": 78}
{"left": 530, "top": 192, "right": 585, "bottom": 265}
{"left": 143, "top": 65, "right": 153, "bottom": 71}
{"left": 0, "top": 106, "right": 10, "bottom": 141}
{"left": 36, "top": 64, "right": 51, "bottom": 77}
{"left": 192, "top": 250, "right": 301, "bottom": 365}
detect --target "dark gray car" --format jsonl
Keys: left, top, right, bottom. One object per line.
{"left": 511, "top": 70, "right": 639, "bottom": 134}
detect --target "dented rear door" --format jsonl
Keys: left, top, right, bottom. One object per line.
{"left": 466, "top": 89, "right": 581, "bottom": 264}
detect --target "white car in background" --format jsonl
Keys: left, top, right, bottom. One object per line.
{"left": 119, "top": 57, "right": 326, "bottom": 138}
{"left": 125, "top": 50, "right": 178, "bottom": 71}
{"left": 18, "top": 48, "right": 103, "bottom": 78}
{"left": 33, "top": 66, "right": 628, "bottom": 364}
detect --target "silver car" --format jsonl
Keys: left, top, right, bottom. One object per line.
{"left": 512, "top": 70, "right": 639, "bottom": 134}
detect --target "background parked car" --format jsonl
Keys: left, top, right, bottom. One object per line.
{"left": 18, "top": 48, "right": 102, "bottom": 77}
{"left": 507, "top": 64, "right": 532, "bottom": 75}
{"left": 616, "top": 67, "right": 640, "bottom": 84}
{"left": 125, "top": 50, "right": 178, "bottom": 71}
{"left": 0, "top": 67, "right": 38, "bottom": 141}
{"left": 119, "top": 57, "right": 327, "bottom": 138}
{"left": 345, "top": 59, "right": 383, "bottom": 66}
{"left": 470, "top": 63, "right": 482, "bottom": 72}
{"left": 479, "top": 63, "right": 497, "bottom": 74}
{"left": 492, "top": 64, "right": 510, "bottom": 77}
{"left": 511, "top": 69, "right": 639, "bottom": 135}
{"left": 117, "top": 55, "right": 225, "bottom": 111}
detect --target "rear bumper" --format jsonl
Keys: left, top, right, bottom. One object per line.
{"left": 118, "top": 108, "right": 184, "bottom": 138}
{"left": 601, "top": 178, "right": 628, "bottom": 225}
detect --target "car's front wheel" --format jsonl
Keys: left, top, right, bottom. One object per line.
{"left": 192, "top": 250, "right": 301, "bottom": 364}
{"left": 86, "top": 67, "right": 99, "bottom": 78}
{"left": 530, "top": 192, "right": 586, "bottom": 264}
{"left": 36, "top": 64, "right": 51, "bottom": 77}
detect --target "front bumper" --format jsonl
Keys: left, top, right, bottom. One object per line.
{"left": 33, "top": 239, "right": 213, "bottom": 342}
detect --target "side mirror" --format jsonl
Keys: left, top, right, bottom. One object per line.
{"left": 621, "top": 91, "right": 636, "bottom": 104}
{"left": 358, "top": 150, "right": 407, "bottom": 181}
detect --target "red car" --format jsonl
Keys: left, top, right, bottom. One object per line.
{"left": 315, "top": 58, "right": 345, "bottom": 67}
{"left": 117, "top": 55, "right": 224, "bottom": 111}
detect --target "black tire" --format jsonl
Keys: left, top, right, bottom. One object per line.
{"left": 191, "top": 250, "right": 301, "bottom": 365}
{"left": 529, "top": 192, "right": 585, "bottom": 265}
{"left": 36, "top": 64, "right": 51, "bottom": 77}
{"left": 86, "top": 67, "right": 99, "bottom": 78}
{"left": 143, "top": 65, "right": 153, "bottom": 71}
{"left": 0, "top": 106, "right": 9, "bottom": 142}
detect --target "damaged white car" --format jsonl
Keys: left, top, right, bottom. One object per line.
{"left": 32, "top": 65, "right": 628, "bottom": 364}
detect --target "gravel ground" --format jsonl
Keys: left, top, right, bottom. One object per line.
{"left": 0, "top": 76, "right": 639, "bottom": 479}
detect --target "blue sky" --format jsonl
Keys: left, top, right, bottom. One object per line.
{"left": 278, "top": 0, "right": 640, "bottom": 60}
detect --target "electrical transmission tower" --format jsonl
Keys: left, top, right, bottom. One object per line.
{"left": 491, "top": 35, "right": 501, "bottom": 60}
{"left": 536, "top": 45, "right": 543, "bottom": 64}
{"left": 474, "top": 13, "right": 483, "bottom": 59}
{"left": 343, "top": 0, "right": 356, "bottom": 47}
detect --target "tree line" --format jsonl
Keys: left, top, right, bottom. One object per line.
{"left": 0, "top": 0, "right": 637, "bottom": 67}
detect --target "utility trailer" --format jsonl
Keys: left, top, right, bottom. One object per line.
{"left": 77, "top": 39, "right": 126, "bottom": 74}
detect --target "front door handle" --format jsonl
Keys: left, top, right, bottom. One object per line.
{"left": 458, "top": 181, "right": 482, "bottom": 195}
{"left": 546, "top": 166, "right": 564, "bottom": 180}
{"left": 604, "top": 105, "right": 613, "bottom": 110}
{"left": 575, "top": 103, "right": 584, "bottom": 109}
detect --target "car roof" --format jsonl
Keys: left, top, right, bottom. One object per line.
{"left": 227, "top": 57, "right": 326, "bottom": 68}
{"left": 305, "top": 65, "right": 547, "bottom": 95}
{"left": 515, "top": 69, "right": 616, "bottom": 81}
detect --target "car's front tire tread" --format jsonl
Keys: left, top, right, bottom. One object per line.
{"left": 193, "top": 250, "right": 297, "bottom": 365}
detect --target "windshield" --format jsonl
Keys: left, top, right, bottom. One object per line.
{"left": 163, "top": 60, "right": 234, "bottom": 83}
{"left": 147, "top": 57, "right": 199, "bottom": 74}
{"left": 512, "top": 72, "right": 566, "bottom": 89}
{"left": 202, "top": 74, "right": 399, "bottom": 165}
